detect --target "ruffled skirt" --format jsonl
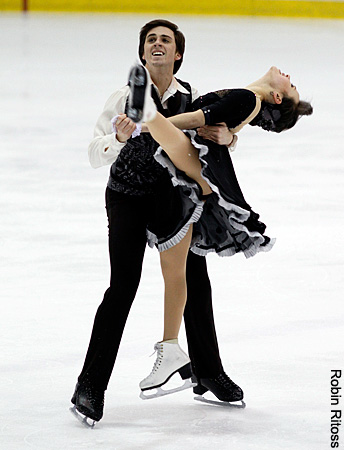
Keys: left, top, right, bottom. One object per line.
{"left": 147, "top": 130, "right": 275, "bottom": 258}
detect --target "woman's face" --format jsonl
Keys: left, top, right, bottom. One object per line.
{"left": 268, "top": 66, "right": 300, "bottom": 103}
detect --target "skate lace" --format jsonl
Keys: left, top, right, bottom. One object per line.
{"left": 218, "top": 372, "right": 239, "bottom": 389}
{"left": 148, "top": 342, "right": 164, "bottom": 375}
{"left": 83, "top": 382, "right": 104, "bottom": 407}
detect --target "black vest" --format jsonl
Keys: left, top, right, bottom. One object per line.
{"left": 107, "top": 80, "right": 193, "bottom": 196}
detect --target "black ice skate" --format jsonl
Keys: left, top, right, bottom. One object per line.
{"left": 70, "top": 381, "right": 104, "bottom": 427}
{"left": 127, "top": 64, "right": 157, "bottom": 124}
{"left": 193, "top": 371, "right": 246, "bottom": 408}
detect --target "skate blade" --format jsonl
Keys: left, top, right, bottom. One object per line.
{"left": 70, "top": 406, "right": 96, "bottom": 428}
{"left": 127, "top": 65, "right": 147, "bottom": 123}
{"left": 194, "top": 395, "right": 246, "bottom": 409}
{"left": 140, "top": 379, "right": 196, "bottom": 400}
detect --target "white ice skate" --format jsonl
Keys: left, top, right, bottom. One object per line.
{"left": 127, "top": 64, "right": 157, "bottom": 124}
{"left": 139, "top": 341, "right": 195, "bottom": 400}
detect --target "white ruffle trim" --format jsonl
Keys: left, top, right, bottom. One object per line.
{"left": 153, "top": 129, "right": 276, "bottom": 258}
{"left": 146, "top": 201, "right": 204, "bottom": 252}
{"left": 191, "top": 237, "right": 276, "bottom": 259}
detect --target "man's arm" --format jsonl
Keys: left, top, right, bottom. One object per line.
{"left": 88, "top": 86, "right": 133, "bottom": 169}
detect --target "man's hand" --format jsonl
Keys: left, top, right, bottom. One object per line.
{"left": 115, "top": 114, "right": 137, "bottom": 143}
{"left": 197, "top": 122, "right": 234, "bottom": 146}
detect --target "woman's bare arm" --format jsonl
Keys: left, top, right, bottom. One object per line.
{"left": 142, "top": 109, "right": 205, "bottom": 133}
{"left": 168, "top": 109, "right": 205, "bottom": 129}
{"left": 142, "top": 90, "right": 261, "bottom": 135}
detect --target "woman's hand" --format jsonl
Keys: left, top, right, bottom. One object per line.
{"left": 197, "top": 122, "right": 234, "bottom": 146}
{"left": 115, "top": 114, "right": 137, "bottom": 143}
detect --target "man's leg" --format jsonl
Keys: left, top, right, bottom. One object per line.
{"left": 77, "top": 189, "right": 152, "bottom": 391}
{"left": 184, "top": 251, "right": 244, "bottom": 403}
{"left": 184, "top": 251, "right": 223, "bottom": 378}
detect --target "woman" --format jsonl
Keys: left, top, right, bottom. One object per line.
{"left": 120, "top": 63, "right": 312, "bottom": 396}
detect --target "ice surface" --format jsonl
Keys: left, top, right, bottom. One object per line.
{"left": 0, "top": 12, "right": 343, "bottom": 449}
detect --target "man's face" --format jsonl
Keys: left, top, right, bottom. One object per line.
{"left": 142, "top": 26, "right": 181, "bottom": 72}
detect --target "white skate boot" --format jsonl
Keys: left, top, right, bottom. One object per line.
{"left": 139, "top": 340, "right": 195, "bottom": 400}
{"left": 127, "top": 64, "right": 157, "bottom": 124}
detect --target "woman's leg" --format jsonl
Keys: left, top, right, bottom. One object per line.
{"left": 147, "top": 113, "right": 212, "bottom": 196}
{"left": 160, "top": 225, "right": 193, "bottom": 341}
{"left": 139, "top": 226, "right": 194, "bottom": 394}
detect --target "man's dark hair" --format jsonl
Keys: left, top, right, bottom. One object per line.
{"left": 138, "top": 19, "right": 185, "bottom": 74}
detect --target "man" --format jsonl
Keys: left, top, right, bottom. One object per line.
{"left": 71, "top": 19, "right": 243, "bottom": 425}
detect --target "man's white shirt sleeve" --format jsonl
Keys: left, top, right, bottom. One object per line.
{"left": 88, "top": 86, "right": 129, "bottom": 168}
{"left": 88, "top": 83, "right": 199, "bottom": 169}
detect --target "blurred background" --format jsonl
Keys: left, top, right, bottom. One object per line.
{"left": 1, "top": 0, "right": 344, "bottom": 17}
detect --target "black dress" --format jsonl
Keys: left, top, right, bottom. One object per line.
{"left": 147, "top": 88, "right": 275, "bottom": 258}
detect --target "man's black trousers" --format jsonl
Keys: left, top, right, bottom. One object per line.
{"left": 78, "top": 188, "right": 224, "bottom": 391}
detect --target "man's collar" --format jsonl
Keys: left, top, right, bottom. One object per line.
{"left": 152, "top": 77, "right": 189, "bottom": 104}
{"left": 166, "top": 78, "right": 189, "bottom": 95}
